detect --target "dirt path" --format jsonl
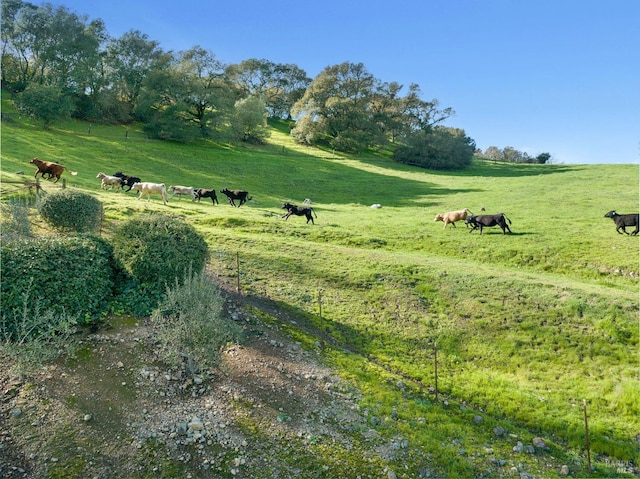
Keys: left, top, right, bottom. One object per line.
{"left": 0, "top": 289, "right": 388, "bottom": 479}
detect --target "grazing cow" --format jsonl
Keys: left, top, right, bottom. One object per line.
{"left": 131, "top": 182, "right": 169, "bottom": 205}
{"left": 604, "top": 210, "right": 639, "bottom": 235}
{"left": 282, "top": 202, "right": 317, "bottom": 224}
{"left": 434, "top": 208, "right": 473, "bottom": 229}
{"left": 96, "top": 172, "right": 123, "bottom": 190}
{"left": 193, "top": 188, "right": 219, "bottom": 205}
{"left": 168, "top": 185, "right": 195, "bottom": 200}
{"left": 30, "top": 157, "right": 77, "bottom": 183}
{"left": 220, "top": 188, "right": 252, "bottom": 207}
{"left": 113, "top": 171, "right": 141, "bottom": 192}
{"left": 465, "top": 213, "right": 513, "bottom": 235}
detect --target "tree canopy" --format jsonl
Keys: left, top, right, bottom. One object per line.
{"left": 1, "top": 0, "right": 489, "bottom": 169}
{"left": 480, "top": 146, "right": 552, "bottom": 164}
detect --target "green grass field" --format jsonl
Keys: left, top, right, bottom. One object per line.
{"left": 2, "top": 101, "right": 639, "bottom": 477}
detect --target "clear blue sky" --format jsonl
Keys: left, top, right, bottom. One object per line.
{"left": 55, "top": 0, "right": 639, "bottom": 164}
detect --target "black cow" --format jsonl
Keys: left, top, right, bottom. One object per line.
{"left": 113, "top": 171, "right": 142, "bottom": 192}
{"left": 465, "top": 213, "right": 512, "bottom": 235}
{"left": 194, "top": 188, "right": 219, "bottom": 205}
{"left": 282, "top": 202, "right": 317, "bottom": 224}
{"left": 220, "top": 188, "right": 251, "bottom": 207}
{"left": 604, "top": 210, "right": 639, "bottom": 235}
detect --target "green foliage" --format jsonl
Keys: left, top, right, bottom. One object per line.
{"left": 393, "top": 126, "right": 475, "bottom": 170}
{"left": 227, "top": 59, "right": 311, "bottom": 119}
{"left": 231, "top": 96, "right": 271, "bottom": 143}
{"left": 1, "top": 235, "right": 117, "bottom": 323}
{"left": 0, "top": 286, "right": 78, "bottom": 374}
{"left": 291, "top": 62, "right": 454, "bottom": 154}
{"left": 141, "top": 103, "right": 201, "bottom": 142}
{"left": 111, "top": 214, "right": 209, "bottom": 297}
{"left": 480, "top": 146, "right": 553, "bottom": 164}
{"left": 38, "top": 189, "right": 103, "bottom": 233}
{"left": 289, "top": 114, "right": 322, "bottom": 145}
{"left": 16, "top": 83, "right": 74, "bottom": 127}
{"left": 151, "top": 269, "right": 241, "bottom": 372}
{"left": 2, "top": 3, "right": 459, "bottom": 151}
{"left": 0, "top": 197, "right": 33, "bottom": 239}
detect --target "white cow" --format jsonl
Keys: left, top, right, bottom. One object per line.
{"left": 168, "top": 185, "right": 195, "bottom": 200}
{"left": 131, "top": 182, "right": 169, "bottom": 205}
{"left": 96, "top": 172, "right": 123, "bottom": 190}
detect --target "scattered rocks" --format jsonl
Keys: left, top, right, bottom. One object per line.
{"left": 532, "top": 436, "right": 548, "bottom": 450}
{"left": 0, "top": 292, "right": 587, "bottom": 478}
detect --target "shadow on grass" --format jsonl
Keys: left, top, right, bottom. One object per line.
{"left": 352, "top": 155, "right": 581, "bottom": 178}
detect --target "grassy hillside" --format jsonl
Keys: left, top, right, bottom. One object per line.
{"left": 2, "top": 100, "right": 639, "bottom": 477}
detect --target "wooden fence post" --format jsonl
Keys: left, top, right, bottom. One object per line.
{"left": 236, "top": 252, "right": 241, "bottom": 294}
{"left": 318, "top": 286, "right": 325, "bottom": 350}
{"left": 583, "top": 399, "right": 592, "bottom": 472}
{"left": 318, "top": 287, "right": 323, "bottom": 320}
{"left": 434, "top": 341, "right": 439, "bottom": 403}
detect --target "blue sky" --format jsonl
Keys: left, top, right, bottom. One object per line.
{"left": 54, "top": 0, "right": 638, "bottom": 164}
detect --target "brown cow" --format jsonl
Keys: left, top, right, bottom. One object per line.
{"left": 30, "top": 157, "right": 77, "bottom": 183}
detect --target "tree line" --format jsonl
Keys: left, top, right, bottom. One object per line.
{"left": 478, "top": 146, "right": 551, "bottom": 164}
{"left": 2, "top": 0, "right": 477, "bottom": 169}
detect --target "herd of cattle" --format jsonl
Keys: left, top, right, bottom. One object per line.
{"left": 432, "top": 207, "right": 638, "bottom": 236}
{"left": 433, "top": 208, "right": 513, "bottom": 235}
{"left": 29, "top": 157, "right": 639, "bottom": 234}
{"left": 97, "top": 170, "right": 254, "bottom": 208}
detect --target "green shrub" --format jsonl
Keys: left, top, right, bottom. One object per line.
{"left": 111, "top": 214, "right": 209, "bottom": 297}
{"left": 151, "top": 269, "right": 242, "bottom": 372}
{"left": 38, "top": 189, "right": 103, "bottom": 233}
{"left": 1, "top": 235, "right": 116, "bottom": 323}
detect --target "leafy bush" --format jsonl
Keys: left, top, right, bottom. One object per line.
{"left": 151, "top": 269, "right": 241, "bottom": 372}
{"left": 393, "top": 126, "right": 475, "bottom": 170}
{"left": 231, "top": 96, "right": 271, "bottom": 143}
{"left": 1, "top": 284, "right": 78, "bottom": 375}
{"left": 111, "top": 214, "right": 209, "bottom": 298}
{"left": 16, "top": 83, "right": 74, "bottom": 127}
{"left": 38, "top": 189, "right": 103, "bottom": 233}
{"left": 1, "top": 236, "right": 117, "bottom": 324}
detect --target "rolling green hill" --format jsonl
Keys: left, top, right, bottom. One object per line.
{"left": 1, "top": 102, "right": 639, "bottom": 478}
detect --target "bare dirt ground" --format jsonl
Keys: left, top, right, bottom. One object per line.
{"left": 0, "top": 288, "right": 397, "bottom": 479}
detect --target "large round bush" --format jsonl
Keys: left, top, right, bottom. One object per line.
{"left": 111, "top": 214, "right": 209, "bottom": 294}
{"left": 38, "top": 189, "right": 103, "bottom": 232}
{"left": 1, "top": 235, "right": 117, "bottom": 324}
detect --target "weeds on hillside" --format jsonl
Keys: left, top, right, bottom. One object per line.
{"left": 0, "top": 197, "right": 33, "bottom": 240}
{"left": 151, "top": 269, "right": 242, "bottom": 374}
{"left": 0, "top": 280, "right": 79, "bottom": 375}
